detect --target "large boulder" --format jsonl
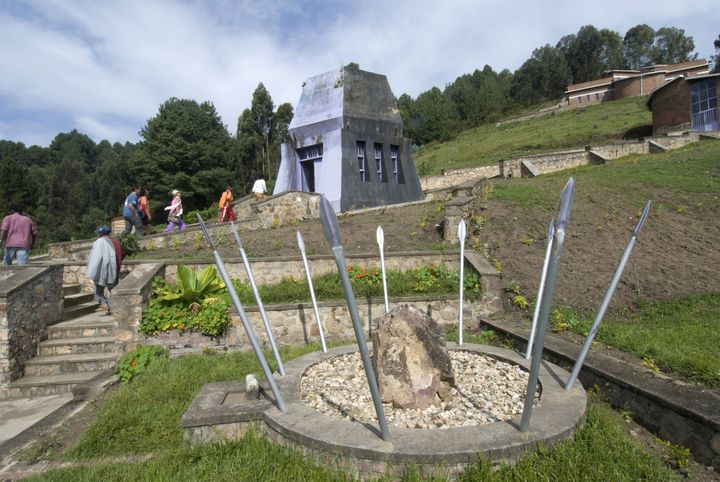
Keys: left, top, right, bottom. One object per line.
{"left": 372, "top": 304, "right": 455, "bottom": 409}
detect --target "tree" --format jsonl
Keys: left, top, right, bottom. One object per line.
{"left": 274, "top": 103, "right": 294, "bottom": 144}
{"left": 48, "top": 129, "right": 98, "bottom": 171}
{"left": 623, "top": 24, "right": 655, "bottom": 69}
{"left": 129, "top": 98, "right": 234, "bottom": 214}
{"left": 511, "top": 45, "right": 569, "bottom": 106}
{"left": 563, "top": 25, "right": 605, "bottom": 83}
{"left": 250, "top": 83, "right": 275, "bottom": 177}
{"left": 404, "top": 87, "right": 457, "bottom": 145}
{"left": 0, "top": 158, "right": 38, "bottom": 217}
{"left": 714, "top": 34, "right": 720, "bottom": 73}
{"left": 598, "top": 29, "right": 624, "bottom": 72}
{"left": 650, "top": 27, "right": 697, "bottom": 65}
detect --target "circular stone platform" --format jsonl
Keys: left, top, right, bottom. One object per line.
{"left": 182, "top": 343, "right": 586, "bottom": 479}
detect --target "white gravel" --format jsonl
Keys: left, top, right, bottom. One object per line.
{"left": 300, "top": 350, "right": 540, "bottom": 430}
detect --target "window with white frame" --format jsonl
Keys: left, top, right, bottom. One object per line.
{"left": 391, "top": 145, "right": 403, "bottom": 183}
{"left": 357, "top": 141, "right": 367, "bottom": 182}
{"left": 297, "top": 144, "right": 323, "bottom": 161}
{"left": 374, "top": 143, "right": 387, "bottom": 182}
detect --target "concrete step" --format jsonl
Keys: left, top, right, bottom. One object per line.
{"left": 48, "top": 318, "right": 115, "bottom": 339}
{"left": 39, "top": 336, "right": 116, "bottom": 356}
{"left": 6, "top": 371, "right": 106, "bottom": 399}
{"left": 23, "top": 353, "right": 117, "bottom": 376}
{"left": 64, "top": 292, "right": 95, "bottom": 307}
{"left": 63, "top": 284, "right": 82, "bottom": 296}
{"left": 63, "top": 302, "right": 102, "bottom": 321}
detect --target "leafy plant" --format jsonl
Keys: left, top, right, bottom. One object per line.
{"left": 140, "top": 267, "right": 230, "bottom": 337}
{"left": 512, "top": 295, "right": 529, "bottom": 309}
{"left": 503, "top": 281, "right": 521, "bottom": 294}
{"left": 118, "top": 234, "right": 141, "bottom": 257}
{"left": 156, "top": 265, "right": 225, "bottom": 304}
{"left": 117, "top": 345, "right": 169, "bottom": 382}
{"left": 193, "top": 232, "right": 205, "bottom": 250}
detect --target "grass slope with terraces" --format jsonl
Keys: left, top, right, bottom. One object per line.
{"left": 414, "top": 96, "right": 652, "bottom": 176}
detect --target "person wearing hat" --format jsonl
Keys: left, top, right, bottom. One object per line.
{"left": 85, "top": 225, "right": 123, "bottom": 316}
{"left": 164, "top": 189, "right": 185, "bottom": 232}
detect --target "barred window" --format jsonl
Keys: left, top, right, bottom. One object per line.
{"left": 357, "top": 141, "right": 367, "bottom": 182}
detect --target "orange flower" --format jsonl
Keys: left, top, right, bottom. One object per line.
{"left": 131, "top": 359, "right": 138, "bottom": 368}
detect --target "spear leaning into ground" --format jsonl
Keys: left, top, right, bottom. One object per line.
{"left": 565, "top": 200, "right": 651, "bottom": 390}
{"left": 229, "top": 221, "right": 285, "bottom": 376}
{"left": 195, "top": 214, "right": 286, "bottom": 412}
{"left": 520, "top": 178, "right": 575, "bottom": 432}
{"left": 319, "top": 197, "right": 390, "bottom": 441}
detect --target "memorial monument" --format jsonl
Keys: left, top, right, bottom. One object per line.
{"left": 273, "top": 65, "right": 424, "bottom": 211}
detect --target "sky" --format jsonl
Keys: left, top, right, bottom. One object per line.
{"left": 1, "top": 0, "right": 718, "bottom": 147}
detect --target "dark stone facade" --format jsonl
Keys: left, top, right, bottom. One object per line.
{"left": 274, "top": 66, "right": 424, "bottom": 211}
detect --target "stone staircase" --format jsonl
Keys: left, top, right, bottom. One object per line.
{"left": 5, "top": 284, "right": 118, "bottom": 399}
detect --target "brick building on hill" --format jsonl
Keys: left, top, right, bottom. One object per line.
{"left": 565, "top": 59, "right": 710, "bottom": 108}
{"left": 647, "top": 73, "right": 719, "bottom": 134}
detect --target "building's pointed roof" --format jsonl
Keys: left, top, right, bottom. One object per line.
{"left": 289, "top": 66, "right": 402, "bottom": 130}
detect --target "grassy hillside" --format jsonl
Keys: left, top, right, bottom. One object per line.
{"left": 414, "top": 97, "right": 652, "bottom": 176}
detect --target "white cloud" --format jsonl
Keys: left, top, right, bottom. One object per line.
{"left": 0, "top": 0, "right": 717, "bottom": 146}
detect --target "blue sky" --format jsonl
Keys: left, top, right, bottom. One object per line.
{"left": 1, "top": 0, "right": 717, "bottom": 147}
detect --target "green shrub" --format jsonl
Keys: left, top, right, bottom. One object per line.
{"left": 117, "top": 234, "right": 141, "bottom": 257}
{"left": 117, "top": 345, "right": 169, "bottom": 382}
{"left": 140, "top": 267, "right": 230, "bottom": 337}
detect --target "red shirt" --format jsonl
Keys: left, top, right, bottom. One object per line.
{"left": 107, "top": 236, "right": 124, "bottom": 273}
{"left": 1, "top": 212, "right": 37, "bottom": 249}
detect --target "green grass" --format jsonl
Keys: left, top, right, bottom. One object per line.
{"left": 492, "top": 138, "right": 720, "bottom": 212}
{"left": 553, "top": 293, "right": 720, "bottom": 389}
{"left": 25, "top": 362, "right": 678, "bottom": 481}
{"left": 415, "top": 97, "right": 652, "bottom": 176}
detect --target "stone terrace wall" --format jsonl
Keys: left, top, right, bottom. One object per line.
{"left": 162, "top": 251, "right": 462, "bottom": 286}
{"left": 501, "top": 149, "right": 589, "bottom": 178}
{"left": 49, "top": 191, "right": 322, "bottom": 261}
{"left": 0, "top": 266, "right": 63, "bottom": 398}
{"left": 651, "top": 133, "right": 699, "bottom": 150}
{"left": 590, "top": 140, "right": 648, "bottom": 159}
{"left": 421, "top": 165, "right": 500, "bottom": 192}
{"left": 144, "top": 296, "right": 484, "bottom": 352}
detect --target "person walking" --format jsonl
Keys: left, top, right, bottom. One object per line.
{"left": 164, "top": 189, "right": 185, "bottom": 232}
{"left": 252, "top": 177, "right": 267, "bottom": 201}
{"left": 122, "top": 186, "right": 144, "bottom": 237}
{"left": 138, "top": 188, "right": 152, "bottom": 235}
{"left": 217, "top": 186, "right": 235, "bottom": 223}
{"left": 85, "top": 225, "right": 123, "bottom": 316}
{"left": 0, "top": 204, "right": 37, "bottom": 265}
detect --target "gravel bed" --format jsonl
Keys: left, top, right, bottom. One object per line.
{"left": 300, "top": 350, "right": 540, "bottom": 430}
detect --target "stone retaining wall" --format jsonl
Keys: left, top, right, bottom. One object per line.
{"left": 162, "top": 251, "right": 462, "bottom": 286}
{"left": 0, "top": 266, "right": 63, "bottom": 398}
{"left": 144, "top": 296, "right": 483, "bottom": 352}
{"left": 502, "top": 149, "right": 588, "bottom": 178}
{"left": 421, "top": 165, "right": 500, "bottom": 192}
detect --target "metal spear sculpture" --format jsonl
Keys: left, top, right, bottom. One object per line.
{"left": 565, "top": 200, "right": 651, "bottom": 390}
{"left": 319, "top": 197, "right": 390, "bottom": 441}
{"left": 526, "top": 220, "right": 555, "bottom": 359}
{"left": 196, "top": 214, "right": 286, "bottom": 412}
{"left": 519, "top": 178, "right": 575, "bottom": 432}
{"left": 376, "top": 226, "right": 389, "bottom": 314}
{"left": 229, "top": 221, "right": 285, "bottom": 376}
{"left": 457, "top": 219, "right": 467, "bottom": 345}
{"left": 296, "top": 231, "right": 328, "bottom": 353}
